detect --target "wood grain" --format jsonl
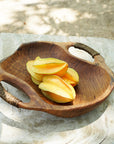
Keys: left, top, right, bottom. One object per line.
{"left": 0, "top": 41, "right": 113, "bottom": 117}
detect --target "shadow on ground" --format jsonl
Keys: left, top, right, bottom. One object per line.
{"left": 0, "top": 0, "right": 114, "bottom": 39}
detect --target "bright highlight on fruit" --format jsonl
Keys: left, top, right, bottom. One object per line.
{"left": 39, "top": 75, "right": 76, "bottom": 103}
{"left": 26, "top": 56, "right": 79, "bottom": 103}
{"left": 32, "top": 57, "right": 68, "bottom": 76}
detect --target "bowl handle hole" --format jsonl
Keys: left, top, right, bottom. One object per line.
{"left": 1, "top": 81, "right": 30, "bottom": 104}
{"left": 68, "top": 46, "right": 94, "bottom": 62}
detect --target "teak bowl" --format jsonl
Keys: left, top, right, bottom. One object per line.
{"left": 0, "top": 42, "right": 114, "bottom": 117}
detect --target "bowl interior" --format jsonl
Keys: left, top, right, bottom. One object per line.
{"left": 1, "top": 42, "right": 111, "bottom": 106}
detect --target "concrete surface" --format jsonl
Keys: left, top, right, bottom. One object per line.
{"left": 0, "top": 33, "right": 114, "bottom": 144}
{"left": 0, "top": 0, "right": 114, "bottom": 39}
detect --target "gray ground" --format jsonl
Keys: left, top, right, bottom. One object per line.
{"left": 0, "top": 0, "right": 114, "bottom": 39}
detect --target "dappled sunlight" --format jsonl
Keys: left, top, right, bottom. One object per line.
{"left": 27, "top": 24, "right": 52, "bottom": 34}
{"left": 0, "top": 12, "right": 14, "bottom": 25}
{"left": 0, "top": 0, "right": 113, "bottom": 38}
{"left": 49, "top": 8, "right": 78, "bottom": 23}
{"left": 103, "top": 4, "right": 107, "bottom": 8}
{"left": 80, "top": 12, "right": 95, "bottom": 19}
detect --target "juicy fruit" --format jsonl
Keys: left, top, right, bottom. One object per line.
{"left": 26, "top": 56, "right": 79, "bottom": 103}
{"left": 26, "top": 60, "right": 43, "bottom": 82}
{"left": 39, "top": 75, "right": 76, "bottom": 103}
{"left": 32, "top": 57, "right": 68, "bottom": 75}
{"left": 62, "top": 68, "right": 79, "bottom": 86}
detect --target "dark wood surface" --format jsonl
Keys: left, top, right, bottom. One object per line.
{"left": 0, "top": 41, "right": 114, "bottom": 117}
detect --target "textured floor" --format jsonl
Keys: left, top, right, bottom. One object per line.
{"left": 0, "top": 0, "right": 114, "bottom": 39}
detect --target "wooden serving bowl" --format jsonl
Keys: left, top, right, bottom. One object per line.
{"left": 0, "top": 42, "right": 114, "bottom": 117}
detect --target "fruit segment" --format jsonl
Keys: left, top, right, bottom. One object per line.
{"left": 39, "top": 75, "right": 76, "bottom": 103}
{"left": 34, "top": 57, "right": 67, "bottom": 65}
{"left": 55, "top": 64, "right": 68, "bottom": 76}
{"left": 41, "top": 90, "right": 73, "bottom": 103}
{"left": 32, "top": 57, "right": 68, "bottom": 75}
{"left": 26, "top": 60, "right": 43, "bottom": 81}
{"left": 31, "top": 77, "right": 40, "bottom": 85}
{"left": 62, "top": 68, "right": 79, "bottom": 86}
{"left": 26, "top": 56, "right": 79, "bottom": 103}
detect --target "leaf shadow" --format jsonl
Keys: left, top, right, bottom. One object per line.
{"left": 0, "top": 1, "right": 114, "bottom": 39}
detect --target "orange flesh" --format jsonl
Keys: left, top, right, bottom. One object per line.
{"left": 42, "top": 75, "right": 72, "bottom": 92}
{"left": 62, "top": 68, "right": 79, "bottom": 86}
{"left": 32, "top": 63, "right": 68, "bottom": 75}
